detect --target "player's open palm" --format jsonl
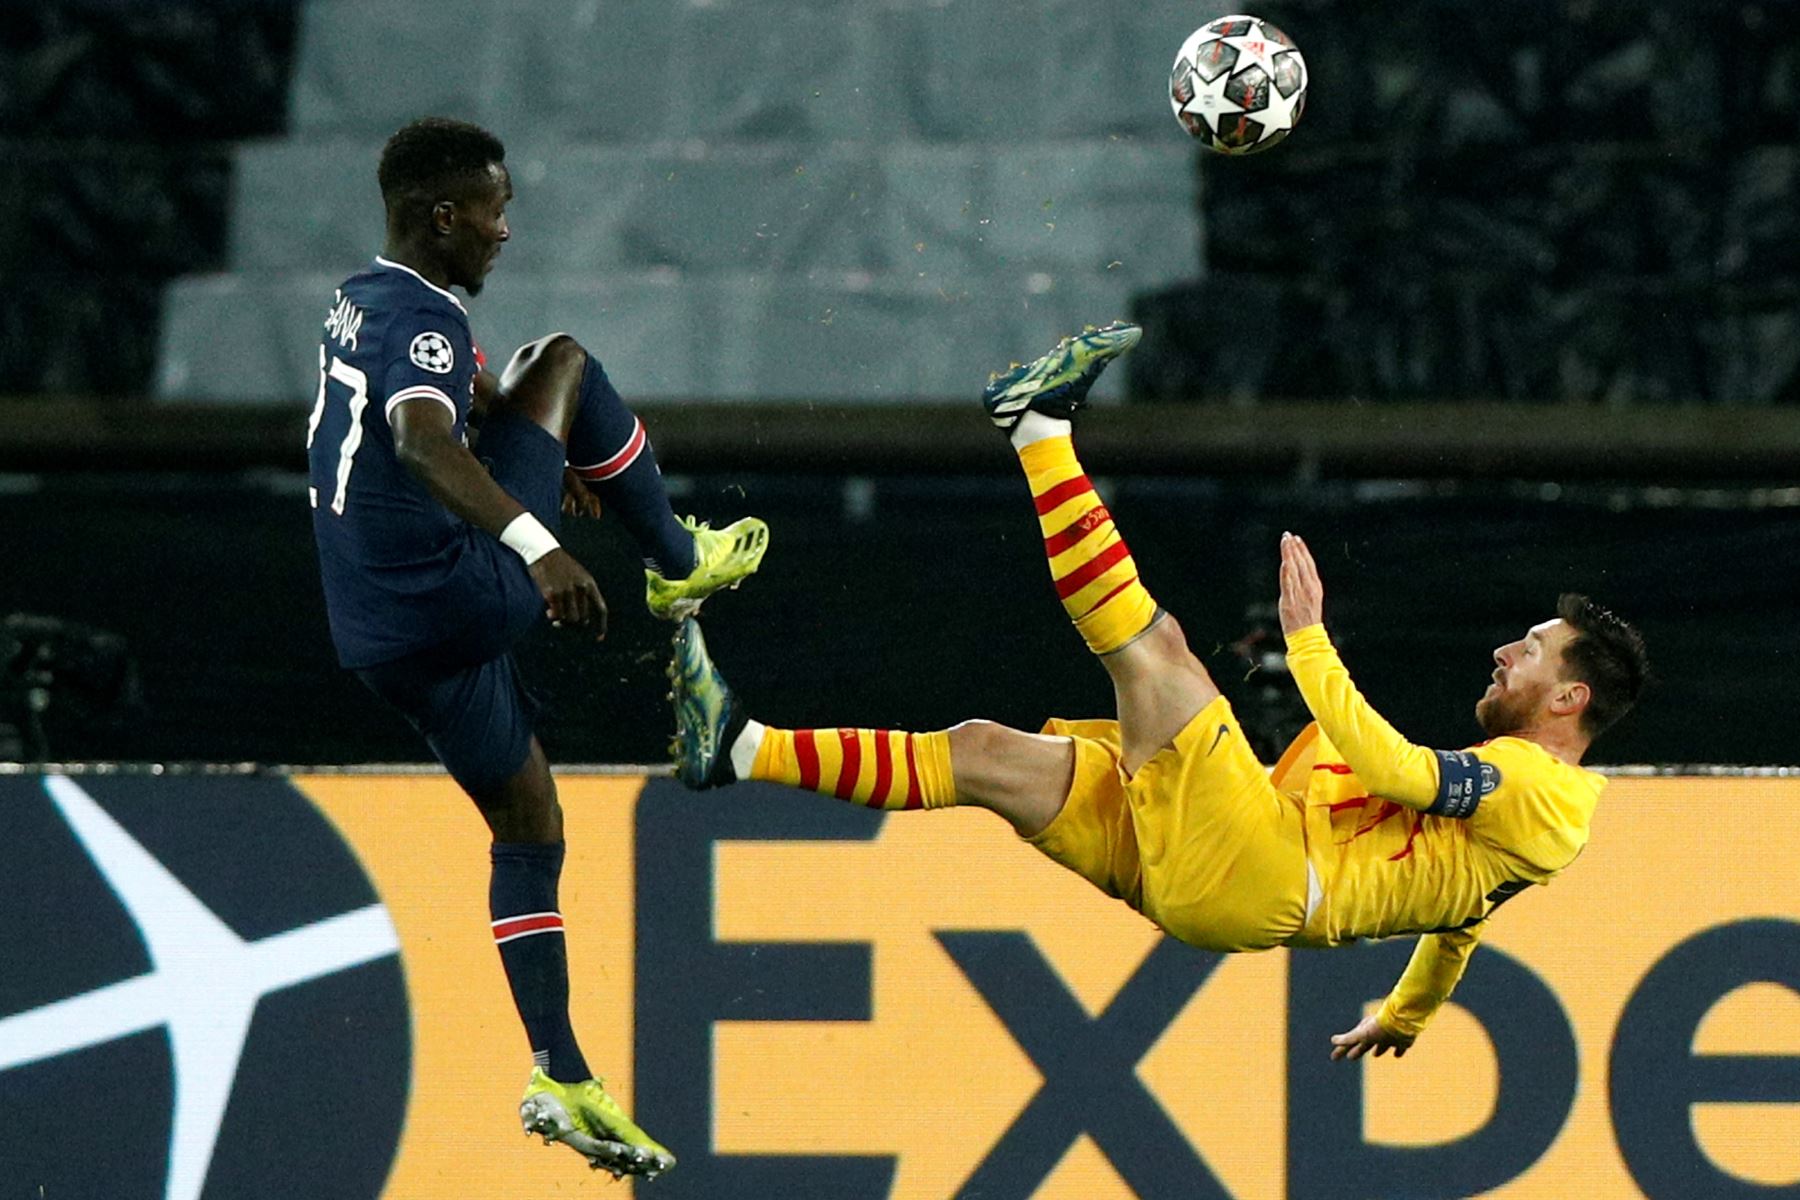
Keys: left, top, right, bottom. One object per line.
{"left": 1330, "top": 1012, "right": 1413, "bottom": 1062}
{"left": 531, "top": 549, "right": 608, "bottom": 635}
{"left": 1278, "top": 532, "right": 1325, "bottom": 635}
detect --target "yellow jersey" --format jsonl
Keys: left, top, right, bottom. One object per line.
{"left": 1276, "top": 624, "right": 1605, "bottom": 1037}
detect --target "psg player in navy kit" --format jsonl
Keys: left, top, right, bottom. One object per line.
{"left": 307, "top": 118, "right": 764, "bottom": 1178}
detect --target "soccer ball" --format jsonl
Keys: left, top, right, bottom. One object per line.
{"left": 1169, "top": 14, "right": 1308, "bottom": 155}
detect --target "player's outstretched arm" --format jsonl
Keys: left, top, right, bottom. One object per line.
{"left": 391, "top": 397, "right": 607, "bottom": 632}
{"left": 1277, "top": 533, "right": 1440, "bottom": 807}
{"left": 1371, "top": 925, "right": 1483, "bottom": 1047}
{"left": 1329, "top": 1012, "right": 1414, "bottom": 1062}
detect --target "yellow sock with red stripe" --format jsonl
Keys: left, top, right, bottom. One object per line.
{"left": 749, "top": 727, "right": 956, "bottom": 810}
{"left": 1018, "top": 435, "right": 1158, "bottom": 655}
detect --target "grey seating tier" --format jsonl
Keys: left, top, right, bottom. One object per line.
{"left": 160, "top": 0, "right": 1210, "bottom": 404}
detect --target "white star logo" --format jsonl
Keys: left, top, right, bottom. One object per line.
{"left": 1227, "top": 37, "right": 1305, "bottom": 132}
{"left": 0, "top": 776, "right": 402, "bottom": 1200}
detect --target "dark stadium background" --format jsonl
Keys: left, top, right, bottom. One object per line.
{"left": 2, "top": 0, "right": 1796, "bottom": 770}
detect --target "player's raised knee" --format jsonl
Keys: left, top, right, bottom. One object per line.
{"left": 944, "top": 719, "right": 1072, "bottom": 836}
{"left": 945, "top": 718, "right": 1010, "bottom": 760}
{"left": 495, "top": 332, "right": 589, "bottom": 437}
{"left": 948, "top": 719, "right": 1073, "bottom": 779}
{"left": 501, "top": 331, "right": 585, "bottom": 385}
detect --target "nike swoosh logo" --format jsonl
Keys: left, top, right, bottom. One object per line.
{"left": 1208, "top": 724, "right": 1229, "bottom": 755}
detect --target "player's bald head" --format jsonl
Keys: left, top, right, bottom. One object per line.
{"left": 378, "top": 117, "right": 507, "bottom": 229}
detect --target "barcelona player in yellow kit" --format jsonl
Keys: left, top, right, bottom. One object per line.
{"left": 671, "top": 322, "right": 1649, "bottom": 1059}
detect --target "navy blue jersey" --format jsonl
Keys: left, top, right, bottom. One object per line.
{"left": 307, "top": 257, "right": 492, "bottom": 668}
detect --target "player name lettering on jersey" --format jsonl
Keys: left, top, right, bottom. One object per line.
{"left": 310, "top": 259, "right": 481, "bottom": 669}
{"left": 325, "top": 290, "right": 364, "bottom": 351}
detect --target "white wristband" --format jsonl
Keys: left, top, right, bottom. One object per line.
{"left": 499, "top": 512, "right": 560, "bottom": 565}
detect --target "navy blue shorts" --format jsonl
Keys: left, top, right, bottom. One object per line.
{"left": 459, "top": 412, "right": 569, "bottom": 664}
{"left": 353, "top": 412, "right": 567, "bottom": 793}
{"left": 355, "top": 651, "right": 540, "bottom": 795}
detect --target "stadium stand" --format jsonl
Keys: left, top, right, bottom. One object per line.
{"left": 156, "top": 0, "right": 1207, "bottom": 404}
{"left": 3, "top": 0, "right": 1796, "bottom": 772}
{"left": 1133, "top": 1, "right": 1800, "bottom": 404}
{"left": 0, "top": 5, "right": 297, "bottom": 397}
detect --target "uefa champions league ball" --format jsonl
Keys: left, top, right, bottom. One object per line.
{"left": 1170, "top": 14, "right": 1308, "bottom": 155}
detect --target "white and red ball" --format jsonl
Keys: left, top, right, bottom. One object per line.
{"left": 1170, "top": 14, "right": 1308, "bottom": 155}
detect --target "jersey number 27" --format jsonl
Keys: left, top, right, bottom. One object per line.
{"left": 307, "top": 346, "right": 370, "bottom": 516}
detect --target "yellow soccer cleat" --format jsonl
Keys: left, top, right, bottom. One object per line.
{"left": 519, "top": 1068, "right": 677, "bottom": 1180}
{"left": 645, "top": 515, "right": 770, "bottom": 621}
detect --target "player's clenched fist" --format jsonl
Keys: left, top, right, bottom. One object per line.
{"left": 531, "top": 549, "right": 608, "bottom": 636}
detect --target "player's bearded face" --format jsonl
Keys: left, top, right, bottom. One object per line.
{"left": 1476, "top": 674, "right": 1548, "bottom": 736}
{"left": 1475, "top": 619, "right": 1569, "bottom": 736}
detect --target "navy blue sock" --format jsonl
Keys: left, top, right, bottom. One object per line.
{"left": 567, "top": 355, "right": 696, "bottom": 578}
{"left": 490, "top": 841, "right": 591, "bottom": 1083}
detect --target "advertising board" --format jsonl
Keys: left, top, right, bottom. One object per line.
{"left": 3, "top": 773, "right": 1794, "bottom": 1198}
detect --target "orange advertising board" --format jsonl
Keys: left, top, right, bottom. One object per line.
{"left": 4, "top": 771, "right": 1796, "bottom": 1199}
{"left": 307, "top": 773, "right": 1800, "bottom": 1199}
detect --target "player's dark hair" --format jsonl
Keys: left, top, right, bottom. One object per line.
{"left": 377, "top": 117, "right": 505, "bottom": 225}
{"left": 1555, "top": 594, "right": 1648, "bottom": 739}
